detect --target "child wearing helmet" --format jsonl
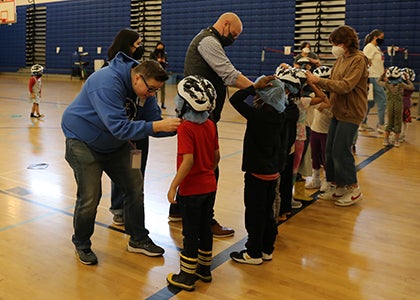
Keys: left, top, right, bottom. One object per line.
{"left": 400, "top": 68, "right": 416, "bottom": 141}
{"left": 166, "top": 75, "right": 220, "bottom": 291}
{"left": 228, "top": 74, "right": 297, "bottom": 265}
{"left": 28, "top": 64, "right": 44, "bottom": 118}
{"left": 378, "top": 66, "right": 414, "bottom": 147}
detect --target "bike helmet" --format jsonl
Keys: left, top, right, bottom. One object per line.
{"left": 275, "top": 63, "right": 291, "bottom": 77}
{"left": 292, "top": 67, "right": 307, "bottom": 86}
{"left": 177, "top": 75, "right": 216, "bottom": 112}
{"left": 31, "top": 64, "right": 44, "bottom": 76}
{"left": 386, "top": 66, "right": 402, "bottom": 83}
{"left": 401, "top": 67, "right": 416, "bottom": 82}
{"left": 313, "top": 66, "right": 331, "bottom": 78}
{"left": 277, "top": 69, "right": 301, "bottom": 95}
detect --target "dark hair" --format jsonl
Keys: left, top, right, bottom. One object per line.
{"left": 107, "top": 29, "right": 140, "bottom": 60}
{"left": 132, "top": 59, "right": 168, "bottom": 82}
{"left": 155, "top": 41, "right": 165, "bottom": 49}
{"left": 328, "top": 25, "right": 360, "bottom": 54}
{"left": 364, "top": 29, "right": 384, "bottom": 47}
{"left": 300, "top": 41, "right": 310, "bottom": 50}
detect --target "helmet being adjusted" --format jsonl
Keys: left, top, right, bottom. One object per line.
{"left": 401, "top": 67, "right": 416, "bottom": 83}
{"left": 386, "top": 66, "right": 402, "bottom": 84}
{"left": 175, "top": 75, "right": 217, "bottom": 124}
{"left": 313, "top": 66, "right": 331, "bottom": 78}
{"left": 31, "top": 64, "right": 44, "bottom": 76}
{"left": 276, "top": 69, "right": 301, "bottom": 96}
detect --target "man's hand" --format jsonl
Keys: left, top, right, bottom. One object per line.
{"left": 152, "top": 118, "right": 181, "bottom": 132}
{"left": 253, "top": 75, "right": 276, "bottom": 90}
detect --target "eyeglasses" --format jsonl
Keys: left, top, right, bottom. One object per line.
{"left": 140, "top": 75, "right": 160, "bottom": 93}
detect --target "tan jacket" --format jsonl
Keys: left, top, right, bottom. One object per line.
{"left": 317, "top": 51, "right": 368, "bottom": 125}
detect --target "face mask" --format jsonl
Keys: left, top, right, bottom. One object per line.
{"left": 331, "top": 45, "right": 345, "bottom": 58}
{"left": 132, "top": 45, "right": 144, "bottom": 60}
{"left": 376, "top": 38, "right": 384, "bottom": 46}
{"left": 220, "top": 25, "right": 235, "bottom": 47}
{"left": 302, "top": 48, "right": 310, "bottom": 54}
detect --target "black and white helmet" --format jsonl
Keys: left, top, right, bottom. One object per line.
{"left": 313, "top": 66, "right": 331, "bottom": 78}
{"left": 275, "top": 63, "right": 291, "bottom": 77}
{"left": 177, "top": 75, "right": 216, "bottom": 112}
{"left": 31, "top": 64, "right": 44, "bottom": 76}
{"left": 277, "top": 69, "right": 301, "bottom": 95}
{"left": 386, "top": 66, "right": 402, "bottom": 80}
{"left": 401, "top": 67, "right": 416, "bottom": 82}
{"left": 292, "top": 67, "right": 307, "bottom": 86}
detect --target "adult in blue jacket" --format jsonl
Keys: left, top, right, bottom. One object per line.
{"left": 62, "top": 52, "right": 181, "bottom": 265}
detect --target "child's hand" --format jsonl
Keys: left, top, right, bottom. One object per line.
{"left": 254, "top": 75, "right": 275, "bottom": 90}
{"left": 167, "top": 187, "right": 177, "bottom": 204}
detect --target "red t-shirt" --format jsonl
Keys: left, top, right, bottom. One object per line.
{"left": 177, "top": 119, "right": 219, "bottom": 196}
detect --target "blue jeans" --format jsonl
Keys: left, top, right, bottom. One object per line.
{"left": 365, "top": 78, "right": 386, "bottom": 126}
{"left": 65, "top": 139, "right": 149, "bottom": 250}
{"left": 110, "top": 137, "right": 149, "bottom": 216}
{"left": 325, "top": 118, "right": 358, "bottom": 186}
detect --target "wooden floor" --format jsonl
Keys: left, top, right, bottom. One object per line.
{"left": 1, "top": 73, "right": 420, "bottom": 300}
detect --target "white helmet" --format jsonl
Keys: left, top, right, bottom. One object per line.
{"left": 31, "top": 64, "right": 44, "bottom": 76}
{"left": 177, "top": 75, "right": 216, "bottom": 112}
{"left": 277, "top": 69, "right": 301, "bottom": 95}
{"left": 275, "top": 63, "right": 291, "bottom": 77}
{"left": 386, "top": 66, "right": 402, "bottom": 81}
{"left": 291, "top": 67, "right": 307, "bottom": 86}
{"left": 313, "top": 66, "right": 331, "bottom": 78}
{"left": 401, "top": 67, "right": 416, "bottom": 82}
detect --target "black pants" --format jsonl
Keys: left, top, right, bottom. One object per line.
{"left": 244, "top": 173, "right": 278, "bottom": 258}
{"left": 179, "top": 192, "right": 215, "bottom": 258}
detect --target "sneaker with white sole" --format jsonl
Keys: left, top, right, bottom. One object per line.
{"left": 318, "top": 186, "right": 346, "bottom": 201}
{"left": 291, "top": 199, "right": 302, "bottom": 209}
{"left": 262, "top": 252, "right": 272, "bottom": 261}
{"left": 230, "top": 250, "right": 263, "bottom": 265}
{"left": 320, "top": 180, "right": 330, "bottom": 193}
{"left": 335, "top": 186, "right": 363, "bottom": 207}
{"left": 127, "top": 237, "right": 164, "bottom": 256}
{"left": 305, "top": 179, "right": 321, "bottom": 189}
{"left": 75, "top": 248, "right": 98, "bottom": 265}
{"left": 383, "top": 138, "right": 390, "bottom": 146}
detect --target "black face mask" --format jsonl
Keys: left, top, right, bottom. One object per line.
{"left": 132, "top": 45, "right": 144, "bottom": 60}
{"left": 220, "top": 33, "right": 235, "bottom": 47}
{"left": 376, "top": 38, "right": 384, "bottom": 46}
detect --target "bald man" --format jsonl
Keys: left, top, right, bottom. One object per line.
{"left": 169, "top": 12, "right": 253, "bottom": 237}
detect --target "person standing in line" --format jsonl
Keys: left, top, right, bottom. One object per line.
{"left": 360, "top": 29, "right": 387, "bottom": 133}
{"left": 378, "top": 66, "right": 414, "bottom": 147}
{"left": 62, "top": 52, "right": 181, "bottom": 265}
{"left": 306, "top": 25, "right": 368, "bottom": 207}
{"left": 400, "top": 68, "right": 416, "bottom": 142}
{"left": 150, "top": 41, "right": 168, "bottom": 109}
{"left": 166, "top": 75, "right": 219, "bottom": 291}
{"left": 168, "top": 12, "right": 255, "bottom": 237}
{"left": 293, "top": 41, "right": 321, "bottom": 71}
{"left": 28, "top": 64, "right": 45, "bottom": 118}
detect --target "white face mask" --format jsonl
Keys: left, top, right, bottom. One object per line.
{"left": 331, "top": 45, "right": 345, "bottom": 58}
{"left": 302, "top": 48, "right": 310, "bottom": 54}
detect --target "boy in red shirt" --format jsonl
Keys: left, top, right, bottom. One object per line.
{"left": 28, "top": 64, "right": 44, "bottom": 118}
{"left": 167, "top": 75, "right": 220, "bottom": 291}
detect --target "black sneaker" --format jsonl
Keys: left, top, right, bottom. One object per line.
{"left": 112, "top": 214, "right": 124, "bottom": 226}
{"left": 75, "top": 248, "right": 98, "bottom": 265}
{"left": 127, "top": 238, "right": 164, "bottom": 257}
{"left": 230, "top": 250, "right": 263, "bottom": 265}
{"left": 30, "top": 113, "right": 38, "bottom": 118}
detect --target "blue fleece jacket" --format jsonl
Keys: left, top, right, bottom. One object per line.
{"left": 62, "top": 52, "right": 168, "bottom": 153}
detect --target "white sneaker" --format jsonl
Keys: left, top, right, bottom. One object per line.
{"left": 377, "top": 125, "right": 386, "bottom": 134}
{"left": 335, "top": 186, "right": 363, "bottom": 207}
{"left": 291, "top": 199, "right": 302, "bottom": 209}
{"left": 318, "top": 186, "right": 346, "bottom": 201}
{"left": 320, "top": 180, "right": 330, "bottom": 193}
{"left": 394, "top": 141, "right": 400, "bottom": 147}
{"left": 383, "top": 138, "right": 390, "bottom": 146}
{"left": 305, "top": 179, "right": 321, "bottom": 189}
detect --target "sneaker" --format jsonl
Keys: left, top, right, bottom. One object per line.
{"left": 127, "top": 237, "right": 165, "bottom": 256}
{"left": 320, "top": 180, "right": 330, "bottom": 193}
{"left": 377, "top": 124, "right": 386, "bottom": 134}
{"left": 168, "top": 213, "right": 182, "bottom": 222}
{"left": 112, "top": 214, "right": 124, "bottom": 226}
{"left": 394, "top": 141, "right": 400, "bottom": 147}
{"left": 37, "top": 114, "right": 45, "bottom": 118}
{"left": 291, "top": 199, "right": 302, "bottom": 209}
{"left": 358, "top": 123, "right": 367, "bottom": 131}
{"left": 230, "top": 250, "right": 263, "bottom": 265}
{"left": 383, "top": 138, "right": 390, "bottom": 146}
{"left": 334, "top": 186, "right": 363, "bottom": 207}
{"left": 305, "top": 179, "right": 321, "bottom": 189}
{"left": 212, "top": 221, "right": 234, "bottom": 237}
{"left": 262, "top": 252, "right": 273, "bottom": 261}
{"left": 318, "top": 186, "right": 346, "bottom": 201}
{"left": 30, "top": 113, "right": 38, "bottom": 118}
{"left": 75, "top": 248, "right": 98, "bottom": 265}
